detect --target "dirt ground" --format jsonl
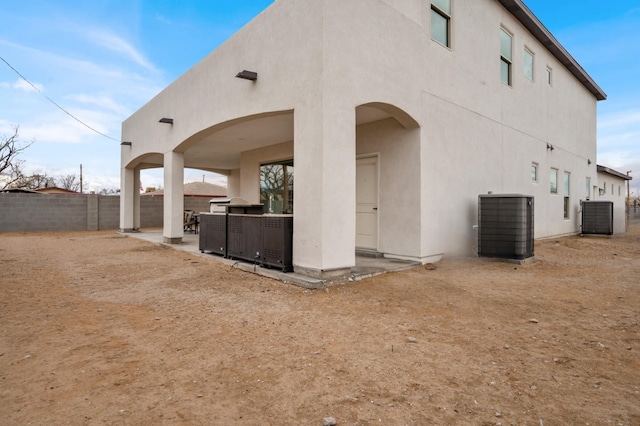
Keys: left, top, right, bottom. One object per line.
{"left": 1, "top": 221, "right": 639, "bottom": 426}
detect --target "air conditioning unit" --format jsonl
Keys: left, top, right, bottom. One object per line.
{"left": 199, "top": 213, "right": 227, "bottom": 256}
{"left": 581, "top": 201, "right": 613, "bottom": 235}
{"left": 478, "top": 194, "right": 534, "bottom": 260}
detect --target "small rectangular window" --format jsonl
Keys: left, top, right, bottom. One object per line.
{"left": 550, "top": 168, "right": 558, "bottom": 194}
{"left": 563, "top": 172, "right": 570, "bottom": 218}
{"left": 531, "top": 163, "right": 538, "bottom": 182}
{"left": 431, "top": 0, "right": 451, "bottom": 48}
{"left": 603, "top": 181, "right": 606, "bottom": 194}
{"left": 500, "top": 29, "right": 512, "bottom": 86}
{"left": 585, "top": 177, "right": 591, "bottom": 200}
{"left": 524, "top": 48, "right": 534, "bottom": 81}
{"left": 546, "top": 67, "right": 552, "bottom": 85}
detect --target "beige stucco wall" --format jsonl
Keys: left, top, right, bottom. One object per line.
{"left": 122, "top": 0, "right": 603, "bottom": 271}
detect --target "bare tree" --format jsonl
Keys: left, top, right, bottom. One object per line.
{"left": 11, "top": 172, "right": 55, "bottom": 190}
{"left": 0, "top": 126, "right": 33, "bottom": 189}
{"left": 56, "top": 174, "right": 81, "bottom": 192}
{"left": 260, "top": 163, "right": 294, "bottom": 213}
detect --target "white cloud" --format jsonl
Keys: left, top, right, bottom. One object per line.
{"left": 599, "top": 109, "right": 640, "bottom": 129}
{"left": 12, "top": 78, "right": 43, "bottom": 92}
{"left": 18, "top": 107, "right": 120, "bottom": 145}
{"left": 83, "top": 28, "right": 157, "bottom": 72}
{"left": 156, "top": 13, "right": 172, "bottom": 25}
{"left": 65, "top": 93, "right": 128, "bottom": 115}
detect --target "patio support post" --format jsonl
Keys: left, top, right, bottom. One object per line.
{"left": 163, "top": 151, "right": 184, "bottom": 244}
{"left": 293, "top": 103, "right": 356, "bottom": 279}
{"left": 119, "top": 166, "right": 140, "bottom": 232}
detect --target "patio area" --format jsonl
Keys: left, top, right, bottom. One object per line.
{"left": 125, "top": 230, "right": 420, "bottom": 289}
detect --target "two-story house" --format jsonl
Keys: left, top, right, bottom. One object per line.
{"left": 120, "top": 0, "right": 606, "bottom": 279}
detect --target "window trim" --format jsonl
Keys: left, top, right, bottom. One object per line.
{"left": 431, "top": 0, "right": 452, "bottom": 48}
{"left": 563, "top": 171, "right": 570, "bottom": 219}
{"left": 531, "top": 162, "right": 538, "bottom": 183}
{"left": 524, "top": 47, "right": 534, "bottom": 81}
{"left": 585, "top": 177, "right": 591, "bottom": 200}
{"left": 546, "top": 66, "right": 553, "bottom": 86}
{"left": 500, "top": 28, "right": 513, "bottom": 86}
{"left": 550, "top": 168, "right": 558, "bottom": 194}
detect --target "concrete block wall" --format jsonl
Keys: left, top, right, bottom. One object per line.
{"left": 1, "top": 193, "right": 88, "bottom": 232}
{"left": 184, "top": 197, "right": 211, "bottom": 214}
{"left": 98, "top": 195, "right": 120, "bottom": 230}
{"left": 0, "top": 194, "right": 216, "bottom": 232}
{"left": 140, "top": 195, "right": 164, "bottom": 228}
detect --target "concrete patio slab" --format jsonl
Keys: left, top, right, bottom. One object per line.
{"left": 124, "top": 229, "right": 420, "bottom": 288}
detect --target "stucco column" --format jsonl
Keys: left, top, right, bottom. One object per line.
{"left": 293, "top": 104, "right": 356, "bottom": 278}
{"left": 163, "top": 151, "right": 184, "bottom": 244}
{"left": 133, "top": 169, "right": 141, "bottom": 230}
{"left": 119, "top": 166, "right": 140, "bottom": 232}
{"left": 227, "top": 169, "right": 241, "bottom": 198}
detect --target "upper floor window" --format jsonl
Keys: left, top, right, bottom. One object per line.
{"left": 524, "top": 48, "right": 534, "bottom": 81}
{"left": 546, "top": 67, "right": 553, "bottom": 85}
{"left": 431, "top": 0, "right": 451, "bottom": 47}
{"left": 531, "top": 162, "right": 538, "bottom": 182}
{"left": 500, "top": 29, "right": 513, "bottom": 85}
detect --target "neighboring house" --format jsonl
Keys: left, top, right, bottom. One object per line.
{"left": 36, "top": 187, "right": 80, "bottom": 195}
{"left": 143, "top": 182, "right": 228, "bottom": 198}
{"left": 121, "top": 0, "right": 606, "bottom": 279}
{"left": 595, "top": 165, "right": 632, "bottom": 234}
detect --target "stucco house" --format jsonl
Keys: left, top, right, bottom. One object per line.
{"left": 595, "top": 165, "right": 632, "bottom": 234}
{"left": 120, "top": 0, "right": 607, "bottom": 279}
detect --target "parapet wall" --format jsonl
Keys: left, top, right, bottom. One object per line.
{"left": 0, "top": 193, "right": 211, "bottom": 232}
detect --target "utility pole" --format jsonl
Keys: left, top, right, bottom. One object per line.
{"left": 627, "top": 171, "right": 632, "bottom": 206}
{"left": 80, "top": 164, "right": 83, "bottom": 194}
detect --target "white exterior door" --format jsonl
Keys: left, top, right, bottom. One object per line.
{"left": 356, "top": 156, "right": 378, "bottom": 249}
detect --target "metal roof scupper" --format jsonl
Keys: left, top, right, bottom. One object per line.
{"left": 498, "top": 0, "right": 607, "bottom": 101}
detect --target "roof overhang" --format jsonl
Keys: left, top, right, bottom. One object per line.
{"left": 597, "top": 165, "right": 632, "bottom": 180}
{"left": 498, "top": 0, "right": 607, "bottom": 101}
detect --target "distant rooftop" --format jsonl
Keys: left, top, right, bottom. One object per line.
{"left": 144, "top": 181, "right": 228, "bottom": 197}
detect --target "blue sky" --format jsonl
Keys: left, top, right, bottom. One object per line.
{"left": 1, "top": 1, "right": 638, "bottom": 196}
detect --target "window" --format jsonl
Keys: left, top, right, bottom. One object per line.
{"left": 550, "top": 168, "right": 558, "bottom": 194}
{"left": 500, "top": 29, "right": 513, "bottom": 86}
{"left": 531, "top": 163, "right": 538, "bottom": 182}
{"left": 500, "top": 29, "right": 513, "bottom": 85}
{"left": 546, "top": 67, "right": 552, "bottom": 85}
{"left": 431, "top": 0, "right": 451, "bottom": 47}
{"left": 524, "top": 48, "right": 534, "bottom": 81}
{"left": 260, "top": 160, "right": 294, "bottom": 214}
{"left": 563, "top": 172, "right": 570, "bottom": 218}
{"left": 618, "top": 185, "right": 621, "bottom": 196}
{"left": 585, "top": 177, "right": 591, "bottom": 200}
{"left": 603, "top": 181, "right": 607, "bottom": 194}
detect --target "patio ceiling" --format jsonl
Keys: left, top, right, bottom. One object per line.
{"left": 137, "top": 105, "right": 394, "bottom": 172}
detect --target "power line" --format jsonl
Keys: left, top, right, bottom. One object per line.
{"left": 0, "top": 55, "right": 120, "bottom": 142}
